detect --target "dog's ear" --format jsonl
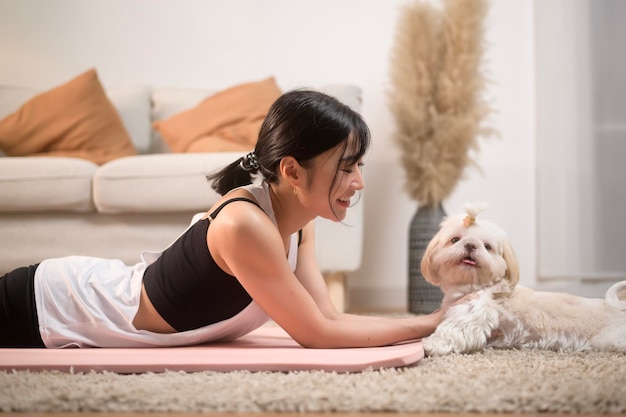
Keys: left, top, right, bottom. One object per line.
{"left": 502, "top": 241, "right": 520, "bottom": 287}
{"left": 420, "top": 233, "right": 442, "bottom": 286}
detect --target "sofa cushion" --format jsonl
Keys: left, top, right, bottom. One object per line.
{"left": 0, "top": 69, "right": 137, "bottom": 164}
{"left": 106, "top": 86, "right": 152, "bottom": 154}
{"left": 150, "top": 88, "right": 214, "bottom": 153}
{"left": 153, "top": 77, "right": 281, "bottom": 153}
{"left": 317, "top": 84, "right": 363, "bottom": 113}
{"left": 0, "top": 83, "right": 152, "bottom": 155}
{"left": 93, "top": 152, "right": 245, "bottom": 213}
{"left": 152, "top": 88, "right": 214, "bottom": 121}
{"left": 0, "top": 157, "right": 97, "bottom": 212}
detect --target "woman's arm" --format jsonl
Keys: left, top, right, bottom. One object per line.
{"left": 209, "top": 205, "right": 444, "bottom": 349}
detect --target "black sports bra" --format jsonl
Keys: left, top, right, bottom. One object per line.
{"left": 142, "top": 198, "right": 263, "bottom": 332}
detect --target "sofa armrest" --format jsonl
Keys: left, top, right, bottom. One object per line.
{"left": 314, "top": 199, "right": 363, "bottom": 273}
{"left": 315, "top": 200, "right": 364, "bottom": 312}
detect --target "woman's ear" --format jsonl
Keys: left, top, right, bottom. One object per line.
{"left": 279, "top": 156, "right": 303, "bottom": 188}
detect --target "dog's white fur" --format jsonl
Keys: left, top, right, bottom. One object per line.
{"left": 421, "top": 203, "right": 626, "bottom": 356}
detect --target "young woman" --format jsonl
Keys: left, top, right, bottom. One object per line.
{"left": 0, "top": 90, "right": 447, "bottom": 348}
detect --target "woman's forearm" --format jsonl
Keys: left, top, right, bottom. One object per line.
{"left": 297, "top": 310, "right": 443, "bottom": 349}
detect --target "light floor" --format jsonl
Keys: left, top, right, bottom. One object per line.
{"left": 19, "top": 413, "right": 623, "bottom": 417}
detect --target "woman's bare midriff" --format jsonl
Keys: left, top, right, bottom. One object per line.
{"left": 132, "top": 283, "right": 177, "bottom": 334}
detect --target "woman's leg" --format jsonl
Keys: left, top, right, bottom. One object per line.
{"left": 0, "top": 264, "right": 46, "bottom": 348}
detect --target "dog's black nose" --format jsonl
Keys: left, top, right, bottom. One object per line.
{"left": 465, "top": 243, "right": 476, "bottom": 252}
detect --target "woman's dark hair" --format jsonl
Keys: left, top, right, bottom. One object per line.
{"left": 207, "top": 89, "right": 371, "bottom": 198}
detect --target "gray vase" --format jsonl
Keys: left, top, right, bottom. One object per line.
{"left": 408, "top": 202, "right": 445, "bottom": 314}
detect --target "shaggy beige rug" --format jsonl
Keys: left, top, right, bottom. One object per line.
{"left": 1, "top": 348, "right": 625, "bottom": 414}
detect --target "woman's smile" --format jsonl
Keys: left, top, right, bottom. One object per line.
{"left": 337, "top": 196, "right": 351, "bottom": 208}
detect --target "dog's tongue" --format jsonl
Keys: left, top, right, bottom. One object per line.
{"left": 462, "top": 257, "right": 477, "bottom": 266}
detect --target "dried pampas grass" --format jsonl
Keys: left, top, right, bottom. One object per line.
{"left": 389, "top": 0, "right": 493, "bottom": 206}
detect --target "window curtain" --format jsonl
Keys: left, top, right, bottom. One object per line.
{"left": 536, "top": 0, "right": 626, "bottom": 282}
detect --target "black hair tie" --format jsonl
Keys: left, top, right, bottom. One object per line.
{"left": 239, "top": 151, "right": 260, "bottom": 172}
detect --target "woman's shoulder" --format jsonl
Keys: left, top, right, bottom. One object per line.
{"left": 202, "top": 188, "right": 258, "bottom": 220}
{"left": 206, "top": 183, "right": 272, "bottom": 222}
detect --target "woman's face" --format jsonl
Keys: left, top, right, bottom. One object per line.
{"left": 304, "top": 142, "right": 365, "bottom": 222}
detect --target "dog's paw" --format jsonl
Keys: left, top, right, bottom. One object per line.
{"left": 422, "top": 335, "right": 456, "bottom": 356}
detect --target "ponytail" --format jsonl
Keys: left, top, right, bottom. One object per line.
{"left": 206, "top": 151, "right": 259, "bottom": 196}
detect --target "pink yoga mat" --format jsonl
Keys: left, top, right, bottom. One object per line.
{"left": 0, "top": 326, "right": 424, "bottom": 373}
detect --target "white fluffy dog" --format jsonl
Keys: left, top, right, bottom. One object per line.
{"left": 421, "top": 203, "right": 626, "bottom": 356}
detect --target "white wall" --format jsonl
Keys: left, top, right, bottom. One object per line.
{"left": 0, "top": 0, "right": 536, "bottom": 311}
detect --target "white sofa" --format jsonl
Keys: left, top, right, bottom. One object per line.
{"left": 0, "top": 83, "right": 364, "bottom": 311}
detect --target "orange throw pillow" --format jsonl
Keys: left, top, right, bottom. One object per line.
{"left": 154, "top": 77, "right": 282, "bottom": 153}
{"left": 0, "top": 69, "right": 137, "bottom": 164}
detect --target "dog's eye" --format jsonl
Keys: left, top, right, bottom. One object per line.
{"left": 484, "top": 243, "right": 492, "bottom": 251}
{"left": 451, "top": 237, "right": 460, "bottom": 244}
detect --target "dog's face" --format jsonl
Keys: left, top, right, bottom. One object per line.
{"left": 421, "top": 207, "right": 519, "bottom": 292}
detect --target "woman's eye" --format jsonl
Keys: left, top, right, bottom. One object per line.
{"left": 343, "top": 162, "right": 364, "bottom": 174}
{"left": 451, "top": 237, "right": 460, "bottom": 244}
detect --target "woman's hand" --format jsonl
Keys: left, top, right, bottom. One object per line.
{"left": 418, "top": 292, "right": 479, "bottom": 335}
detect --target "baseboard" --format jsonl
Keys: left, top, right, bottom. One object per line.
{"left": 348, "top": 279, "right": 625, "bottom": 313}
{"left": 348, "top": 286, "right": 407, "bottom": 313}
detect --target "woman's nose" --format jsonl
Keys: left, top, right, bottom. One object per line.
{"left": 352, "top": 169, "right": 365, "bottom": 190}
